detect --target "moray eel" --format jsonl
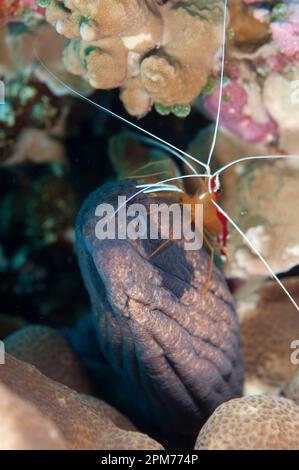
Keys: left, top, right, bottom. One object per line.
{"left": 75, "top": 179, "right": 244, "bottom": 444}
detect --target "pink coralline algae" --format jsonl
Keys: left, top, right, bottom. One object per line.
{"left": 270, "top": 2, "right": 299, "bottom": 58}
{"left": 204, "top": 75, "right": 277, "bottom": 144}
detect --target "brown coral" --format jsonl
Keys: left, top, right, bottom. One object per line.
{"left": 0, "top": 354, "right": 164, "bottom": 450}
{"left": 5, "top": 325, "right": 92, "bottom": 394}
{"left": 237, "top": 278, "right": 299, "bottom": 396}
{"left": 0, "top": 382, "right": 66, "bottom": 450}
{"left": 44, "top": 0, "right": 225, "bottom": 116}
{"left": 195, "top": 395, "right": 299, "bottom": 450}
{"left": 229, "top": 0, "right": 270, "bottom": 50}
{"left": 223, "top": 157, "right": 299, "bottom": 277}
{"left": 287, "top": 373, "right": 299, "bottom": 406}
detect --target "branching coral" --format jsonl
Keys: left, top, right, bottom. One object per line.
{"left": 43, "top": 0, "right": 225, "bottom": 116}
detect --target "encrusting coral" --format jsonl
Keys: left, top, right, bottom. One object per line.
{"left": 43, "top": 0, "right": 225, "bottom": 116}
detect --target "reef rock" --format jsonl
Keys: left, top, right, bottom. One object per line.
{"left": 76, "top": 179, "right": 244, "bottom": 444}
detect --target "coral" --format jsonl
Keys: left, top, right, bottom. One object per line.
{"left": 186, "top": 126, "right": 299, "bottom": 278}
{"left": 203, "top": 62, "right": 277, "bottom": 144}
{"left": 1, "top": 0, "right": 299, "bottom": 452}
{"left": 0, "top": 0, "right": 45, "bottom": 28}
{"left": 196, "top": 1, "right": 299, "bottom": 152}
{"left": 263, "top": 66, "right": 299, "bottom": 153}
{"left": 0, "top": 24, "right": 67, "bottom": 165}
{"left": 0, "top": 381, "right": 66, "bottom": 450}
{"left": 44, "top": 0, "right": 225, "bottom": 116}
{"left": 235, "top": 278, "right": 299, "bottom": 395}
{"left": 5, "top": 325, "right": 93, "bottom": 394}
{"left": 0, "top": 353, "right": 164, "bottom": 450}
{"left": 3, "top": 128, "right": 66, "bottom": 166}
{"left": 287, "top": 373, "right": 299, "bottom": 406}
{"left": 229, "top": 0, "right": 270, "bottom": 49}
{"left": 0, "top": 72, "right": 67, "bottom": 164}
{"left": 221, "top": 155, "right": 299, "bottom": 278}
{"left": 0, "top": 16, "right": 92, "bottom": 164}
{"left": 270, "top": 0, "right": 299, "bottom": 58}
{"left": 195, "top": 395, "right": 299, "bottom": 450}
{"left": 76, "top": 179, "right": 244, "bottom": 443}
{"left": 4, "top": 324, "right": 138, "bottom": 432}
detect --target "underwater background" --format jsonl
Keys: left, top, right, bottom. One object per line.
{"left": 0, "top": 0, "right": 299, "bottom": 451}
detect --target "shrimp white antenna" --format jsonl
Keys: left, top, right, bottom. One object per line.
{"left": 206, "top": 0, "right": 228, "bottom": 169}
{"left": 112, "top": 172, "right": 210, "bottom": 217}
{"left": 143, "top": 186, "right": 184, "bottom": 194}
{"left": 35, "top": 52, "right": 208, "bottom": 172}
{"left": 213, "top": 154, "right": 299, "bottom": 180}
{"left": 213, "top": 200, "right": 299, "bottom": 312}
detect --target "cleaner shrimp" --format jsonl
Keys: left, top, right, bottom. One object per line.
{"left": 36, "top": 0, "right": 299, "bottom": 311}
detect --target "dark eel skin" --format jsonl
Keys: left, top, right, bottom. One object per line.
{"left": 75, "top": 179, "right": 244, "bottom": 445}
